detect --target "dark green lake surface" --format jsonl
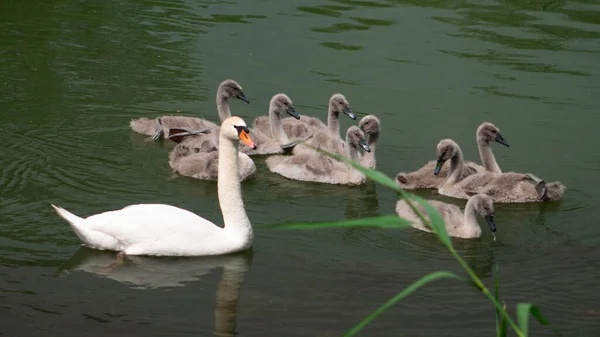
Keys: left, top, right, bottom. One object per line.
{"left": 1, "top": 0, "right": 599, "bottom": 336}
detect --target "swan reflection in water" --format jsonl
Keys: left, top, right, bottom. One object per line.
{"left": 59, "top": 247, "right": 253, "bottom": 336}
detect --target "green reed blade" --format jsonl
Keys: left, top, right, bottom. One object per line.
{"left": 344, "top": 271, "right": 466, "bottom": 337}
{"left": 516, "top": 303, "right": 556, "bottom": 336}
{"left": 494, "top": 265, "right": 508, "bottom": 337}
{"left": 306, "top": 145, "right": 452, "bottom": 247}
{"left": 404, "top": 193, "right": 452, "bottom": 248}
{"left": 261, "top": 215, "right": 413, "bottom": 230}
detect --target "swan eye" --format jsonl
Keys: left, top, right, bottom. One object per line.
{"left": 233, "top": 125, "right": 250, "bottom": 135}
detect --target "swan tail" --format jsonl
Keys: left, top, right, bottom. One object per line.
{"left": 130, "top": 117, "right": 163, "bottom": 140}
{"left": 51, "top": 204, "right": 93, "bottom": 245}
{"left": 52, "top": 204, "right": 84, "bottom": 225}
{"left": 395, "top": 172, "right": 418, "bottom": 190}
{"left": 526, "top": 173, "right": 566, "bottom": 201}
{"left": 544, "top": 182, "right": 566, "bottom": 201}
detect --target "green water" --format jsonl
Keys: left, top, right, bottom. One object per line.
{"left": 1, "top": 0, "right": 599, "bottom": 336}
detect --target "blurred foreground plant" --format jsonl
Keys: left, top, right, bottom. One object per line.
{"left": 262, "top": 146, "right": 556, "bottom": 337}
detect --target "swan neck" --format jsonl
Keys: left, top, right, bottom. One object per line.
{"left": 347, "top": 141, "right": 360, "bottom": 162}
{"left": 446, "top": 147, "right": 464, "bottom": 185}
{"left": 478, "top": 140, "right": 501, "bottom": 173}
{"left": 218, "top": 134, "right": 252, "bottom": 238}
{"left": 269, "top": 104, "right": 290, "bottom": 145}
{"left": 346, "top": 141, "right": 364, "bottom": 184}
{"left": 463, "top": 198, "right": 481, "bottom": 235}
{"left": 360, "top": 132, "right": 379, "bottom": 169}
{"left": 327, "top": 102, "right": 340, "bottom": 136}
{"left": 216, "top": 94, "right": 231, "bottom": 123}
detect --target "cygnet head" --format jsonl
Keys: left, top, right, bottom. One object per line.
{"left": 270, "top": 93, "right": 300, "bottom": 120}
{"left": 346, "top": 126, "right": 371, "bottom": 152}
{"left": 477, "top": 122, "right": 509, "bottom": 147}
{"left": 434, "top": 139, "right": 460, "bottom": 175}
{"left": 358, "top": 115, "right": 381, "bottom": 135}
{"left": 330, "top": 93, "right": 356, "bottom": 120}
{"left": 471, "top": 194, "right": 497, "bottom": 233}
{"left": 218, "top": 79, "right": 250, "bottom": 104}
{"left": 221, "top": 116, "right": 257, "bottom": 150}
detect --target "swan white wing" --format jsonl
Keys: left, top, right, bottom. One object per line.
{"left": 82, "top": 204, "right": 221, "bottom": 247}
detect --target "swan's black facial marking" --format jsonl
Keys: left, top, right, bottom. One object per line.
{"left": 233, "top": 125, "right": 250, "bottom": 135}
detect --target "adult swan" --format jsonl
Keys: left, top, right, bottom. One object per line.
{"left": 51, "top": 116, "right": 257, "bottom": 256}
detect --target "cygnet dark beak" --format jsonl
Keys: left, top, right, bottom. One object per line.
{"left": 495, "top": 133, "right": 509, "bottom": 147}
{"left": 434, "top": 160, "right": 445, "bottom": 175}
{"left": 287, "top": 106, "right": 300, "bottom": 120}
{"left": 359, "top": 140, "right": 371, "bottom": 153}
{"left": 485, "top": 214, "right": 497, "bottom": 232}
{"left": 343, "top": 107, "right": 356, "bottom": 120}
{"left": 237, "top": 91, "right": 250, "bottom": 104}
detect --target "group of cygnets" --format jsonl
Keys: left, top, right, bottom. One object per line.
{"left": 50, "top": 79, "right": 566, "bottom": 258}
{"left": 129, "top": 79, "right": 379, "bottom": 184}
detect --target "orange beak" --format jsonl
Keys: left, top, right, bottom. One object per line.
{"left": 239, "top": 129, "right": 257, "bottom": 150}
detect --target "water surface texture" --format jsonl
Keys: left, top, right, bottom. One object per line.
{"left": 1, "top": 0, "right": 600, "bottom": 336}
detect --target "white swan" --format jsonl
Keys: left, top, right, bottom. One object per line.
{"left": 52, "top": 116, "right": 257, "bottom": 256}
{"left": 130, "top": 79, "right": 249, "bottom": 141}
{"left": 396, "top": 194, "right": 497, "bottom": 239}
